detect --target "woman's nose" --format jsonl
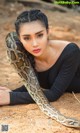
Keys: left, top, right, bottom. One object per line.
{"left": 32, "top": 39, "right": 38, "bottom": 47}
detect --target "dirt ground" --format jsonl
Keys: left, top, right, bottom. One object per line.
{"left": 0, "top": 2, "right": 80, "bottom": 133}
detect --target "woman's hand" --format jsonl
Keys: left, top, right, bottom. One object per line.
{"left": 0, "top": 86, "right": 12, "bottom": 105}
{"left": 0, "top": 86, "right": 12, "bottom": 92}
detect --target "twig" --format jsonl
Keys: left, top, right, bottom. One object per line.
{"left": 72, "top": 91, "right": 80, "bottom": 104}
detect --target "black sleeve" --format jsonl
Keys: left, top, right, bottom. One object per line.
{"left": 9, "top": 86, "right": 35, "bottom": 105}
{"left": 43, "top": 49, "right": 80, "bottom": 101}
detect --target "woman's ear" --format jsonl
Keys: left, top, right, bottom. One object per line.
{"left": 17, "top": 34, "right": 20, "bottom": 40}
{"left": 18, "top": 35, "right": 22, "bottom": 43}
{"left": 47, "top": 26, "right": 52, "bottom": 40}
{"left": 48, "top": 25, "right": 52, "bottom": 35}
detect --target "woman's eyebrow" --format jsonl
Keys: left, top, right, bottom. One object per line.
{"left": 22, "top": 30, "right": 44, "bottom": 36}
{"left": 35, "top": 30, "right": 44, "bottom": 35}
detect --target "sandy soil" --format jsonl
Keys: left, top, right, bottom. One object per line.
{"left": 0, "top": 2, "right": 80, "bottom": 133}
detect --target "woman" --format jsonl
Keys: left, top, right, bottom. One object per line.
{"left": 0, "top": 9, "right": 80, "bottom": 106}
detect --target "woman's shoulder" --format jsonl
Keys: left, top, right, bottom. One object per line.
{"left": 49, "top": 40, "right": 80, "bottom": 63}
{"left": 49, "top": 40, "right": 80, "bottom": 54}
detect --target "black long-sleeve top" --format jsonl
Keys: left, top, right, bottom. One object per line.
{"left": 10, "top": 43, "right": 80, "bottom": 105}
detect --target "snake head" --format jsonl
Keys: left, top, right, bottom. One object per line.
{"left": 63, "top": 117, "right": 80, "bottom": 128}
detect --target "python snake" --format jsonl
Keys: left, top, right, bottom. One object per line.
{"left": 5, "top": 32, "right": 80, "bottom": 128}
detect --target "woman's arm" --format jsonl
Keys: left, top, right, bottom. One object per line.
{"left": 9, "top": 90, "right": 35, "bottom": 105}
{"left": 43, "top": 48, "right": 80, "bottom": 101}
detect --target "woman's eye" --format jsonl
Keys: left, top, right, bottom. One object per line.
{"left": 24, "top": 37, "right": 30, "bottom": 40}
{"left": 37, "top": 34, "right": 43, "bottom": 38}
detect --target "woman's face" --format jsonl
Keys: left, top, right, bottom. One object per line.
{"left": 19, "top": 20, "right": 49, "bottom": 57}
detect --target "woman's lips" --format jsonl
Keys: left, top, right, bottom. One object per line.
{"left": 33, "top": 49, "right": 41, "bottom": 53}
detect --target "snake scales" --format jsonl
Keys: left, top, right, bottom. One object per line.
{"left": 5, "top": 32, "right": 80, "bottom": 128}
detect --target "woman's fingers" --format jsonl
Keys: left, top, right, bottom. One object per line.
{"left": 0, "top": 90, "right": 10, "bottom": 105}
{"left": 0, "top": 86, "right": 12, "bottom": 92}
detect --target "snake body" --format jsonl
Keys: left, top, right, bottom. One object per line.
{"left": 5, "top": 32, "right": 80, "bottom": 128}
